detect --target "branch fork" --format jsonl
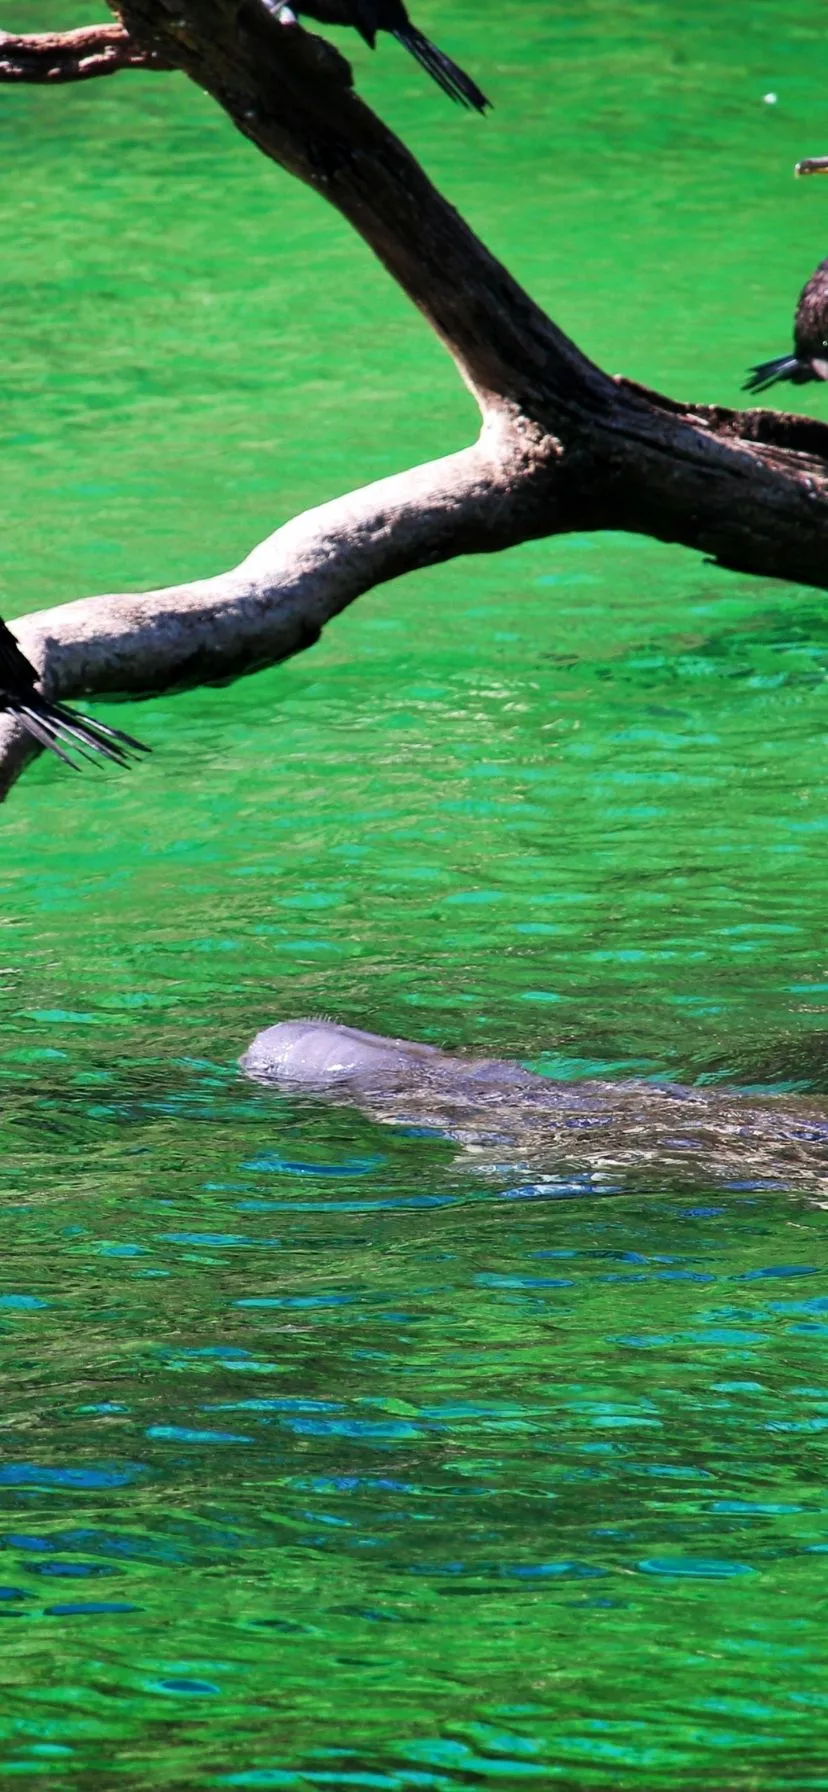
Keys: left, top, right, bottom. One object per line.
{"left": 1, "top": 2, "right": 826, "bottom": 796}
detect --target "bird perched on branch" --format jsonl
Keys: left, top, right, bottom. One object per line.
{"left": 272, "top": 0, "right": 489, "bottom": 111}
{"left": 0, "top": 616, "right": 148, "bottom": 769}
{"left": 744, "top": 256, "right": 828, "bottom": 395}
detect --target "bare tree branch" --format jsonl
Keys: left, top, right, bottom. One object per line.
{"left": 0, "top": 23, "right": 170, "bottom": 82}
{"left": 0, "top": 434, "right": 517, "bottom": 792}
{"left": 2, "top": 0, "right": 828, "bottom": 798}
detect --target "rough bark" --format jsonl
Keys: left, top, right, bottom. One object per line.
{"left": 1, "top": 3, "right": 826, "bottom": 795}
{"left": 0, "top": 23, "right": 170, "bottom": 80}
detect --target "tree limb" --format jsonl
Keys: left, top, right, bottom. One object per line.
{"left": 2, "top": 0, "right": 828, "bottom": 798}
{"left": 0, "top": 23, "right": 170, "bottom": 81}
{"left": 0, "top": 431, "right": 524, "bottom": 793}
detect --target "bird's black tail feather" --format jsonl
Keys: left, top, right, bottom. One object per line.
{"left": 392, "top": 25, "right": 489, "bottom": 111}
{"left": 8, "top": 695, "right": 150, "bottom": 769}
{"left": 0, "top": 618, "right": 148, "bottom": 768}
{"left": 743, "top": 354, "right": 806, "bottom": 394}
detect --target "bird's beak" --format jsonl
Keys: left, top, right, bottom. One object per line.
{"left": 811, "top": 359, "right": 828, "bottom": 382}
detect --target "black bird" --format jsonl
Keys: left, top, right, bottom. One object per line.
{"left": 0, "top": 616, "right": 148, "bottom": 769}
{"left": 281, "top": 0, "right": 489, "bottom": 111}
{"left": 744, "top": 255, "right": 828, "bottom": 395}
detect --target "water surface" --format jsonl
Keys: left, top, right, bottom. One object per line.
{"left": 1, "top": 0, "right": 828, "bottom": 1782}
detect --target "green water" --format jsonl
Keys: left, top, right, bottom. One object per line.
{"left": 2, "top": 0, "right": 828, "bottom": 1782}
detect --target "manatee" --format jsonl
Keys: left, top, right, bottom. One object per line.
{"left": 240, "top": 1019, "right": 828, "bottom": 1195}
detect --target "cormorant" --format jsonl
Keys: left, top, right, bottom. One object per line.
{"left": 744, "top": 255, "right": 828, "bottom": 394}
{"left": 278, "top": 0, "right": 489, "bottom": 111}
{"left": 0, "top": 616, "right": 148, "bottom": 768}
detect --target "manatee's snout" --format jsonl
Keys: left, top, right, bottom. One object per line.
{"left": 240, "top": 1019, "right": 441, "bottom": 1089}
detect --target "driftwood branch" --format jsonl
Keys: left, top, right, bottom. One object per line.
{"left": 0, "top": 23, "right": 170, "bottom": 81}
{"left": 2, "top": 1, "right": 828, "bottom": 796}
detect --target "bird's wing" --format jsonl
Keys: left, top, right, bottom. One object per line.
{"left": 794, "top": 258, "right": 828, "bottom": 360}
{"left": 343, "top": 0, "right": 380, "bottom": 46}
